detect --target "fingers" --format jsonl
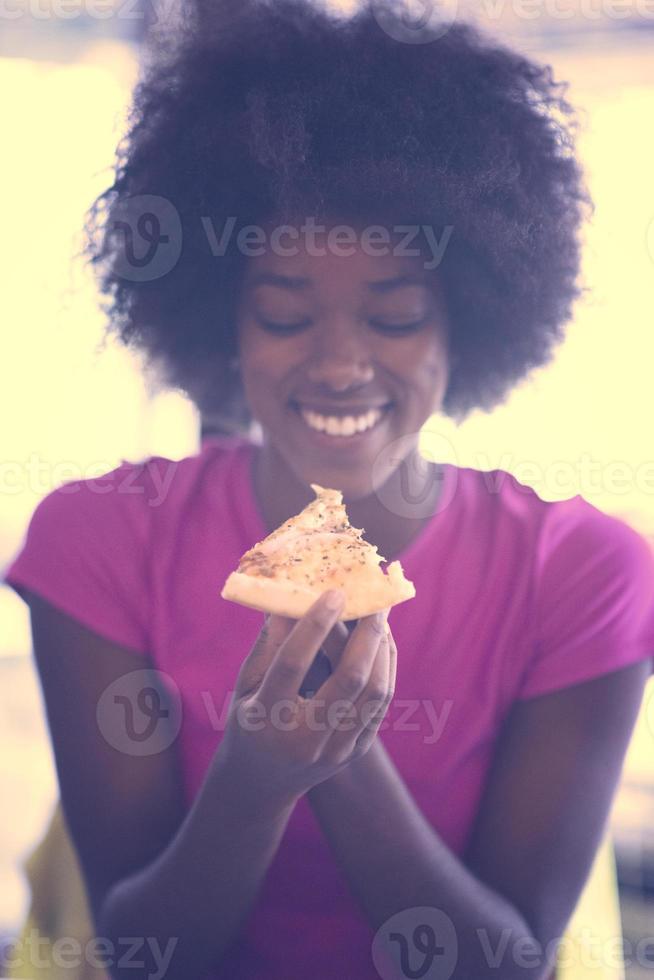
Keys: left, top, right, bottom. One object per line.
{"left": 315, "top": 609, "right": 388, "bottom": 739}
{"left": 387, "top": 625, "right": 397, "bottom": 694}
{"left": 356, "top": 619, "right": 391, "bottom": 727}
{"left": 234, "top": 613, "right": 295, "bottom": 698}
{"left": 319, "top": 620, "right": 351, "bottom": 671}
{"left": 319, "top": 618, "right": 396, "bottom": 762}
{"left": 257, "top": 590, "right": 346, "bottom": 707}
{"left": 327, "top": 618, "right": 392, "bottom": 760}
{"left": 351, "top": 630, "right": 392, "bottom": 756}
{"left": 298, "top": 650, "right": 333, "bottom": 699}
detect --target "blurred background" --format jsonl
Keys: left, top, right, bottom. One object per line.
{"left": 1, "top": 0, "right": 653, "bottom": 975}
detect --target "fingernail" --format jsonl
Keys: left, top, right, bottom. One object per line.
{"left": 324, "top": 589, "right": 345, "bottom": 611}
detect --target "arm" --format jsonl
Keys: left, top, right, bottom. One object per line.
{"left": 307, "top": 645, "right": 651, "bottom": 980}
{"left": 26, "top": 588, "right": 390, "bottom": 980}
{"left": 26, "top": 592, "right": 297, "bottom": 980}
{"left": 100, "top": 753, "right": 296, "bottom": 980}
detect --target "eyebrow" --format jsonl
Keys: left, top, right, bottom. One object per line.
{"left": 248, "top": 272, "right": 428, "bottom": 292}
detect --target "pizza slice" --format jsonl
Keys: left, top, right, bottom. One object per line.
{"left": 220, "top": 483, "right": 416, "bottom": 621}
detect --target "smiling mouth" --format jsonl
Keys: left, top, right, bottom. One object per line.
{"left": 289, "top": 401, "right": 393, "bottom": 440}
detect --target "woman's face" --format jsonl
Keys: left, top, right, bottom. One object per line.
{"left": 236, "top": 232, "right": 451, "bottom": 500}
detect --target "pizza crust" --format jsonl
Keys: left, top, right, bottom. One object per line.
{"left": 221, "top": 559, "right": 415, "bottom": 621}
{"left": 220, "top": 483, "right": 416, "bottom": 620}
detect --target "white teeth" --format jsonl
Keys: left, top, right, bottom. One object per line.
{"left": 299, "top": 407, "right": 384, "bottom": 436}
{"left": 325, "top": 416, "right": 344, "bottom": 436}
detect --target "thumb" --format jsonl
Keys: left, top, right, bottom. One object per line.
{"left": 234, "top": 612, "right": 295, "bottom": 698}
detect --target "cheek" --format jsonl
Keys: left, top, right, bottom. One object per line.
{"left": 423, "top": 344, "right": 449, "bottom": 380}
{"left": 394, "top": 334, "right": 448, "bottom": 384}
{"left": 412, "top": 337, "right": 450, "bottom": 406}
{"left": 239, "top": 332, "right": 306, "bottom": 401}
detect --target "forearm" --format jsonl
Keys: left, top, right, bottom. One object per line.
{"left": 99, "top": 748, "right": 297, "bottom": 980}
{"left": 307, "top": 740, "right": 550, "bottom": 980}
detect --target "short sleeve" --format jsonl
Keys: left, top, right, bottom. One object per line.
{"left": 517, "top": 500, "right": 654, "bottom": 700}
{"left": 2, "top": 466, "right": 151, "bottom": 654}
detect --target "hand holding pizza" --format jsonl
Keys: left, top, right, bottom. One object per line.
{"left": 220, "top": 589, "right": 396, "bottom": 806}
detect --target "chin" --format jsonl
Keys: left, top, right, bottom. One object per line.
{"left": 291, "top": 460, "right": 374, "bottom": 502}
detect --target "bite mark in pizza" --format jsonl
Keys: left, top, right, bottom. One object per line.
{"left": 221, "top": 484, "right": 416, "bottom": 621}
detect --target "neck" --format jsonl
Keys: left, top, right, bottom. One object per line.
{"left": 251, "top": 441, "right": 446, "bottom": 563}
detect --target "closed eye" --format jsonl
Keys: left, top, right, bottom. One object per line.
{"left": 256, "top": 318, "right": 312, "bottom": 334}
{"left": 368, "top": 317, "right": 428, "bottom": 334}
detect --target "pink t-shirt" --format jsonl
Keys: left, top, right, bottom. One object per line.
{"left": 4, "top": 435, "right": 654, "bottom": 979}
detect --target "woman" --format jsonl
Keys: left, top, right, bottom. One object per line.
{"left": 5, "top": 2, "right": 654, "bottom": 978}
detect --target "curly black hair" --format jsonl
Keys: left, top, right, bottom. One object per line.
{"left": 84, "top": 0, "right": 591, "bottom": 432}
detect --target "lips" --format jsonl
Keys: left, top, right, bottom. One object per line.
{"left": 289, "top": 400, "right": 393, "bottom": 447}
{"left": 289, "top": 400, "right": 393, "bottom": 417}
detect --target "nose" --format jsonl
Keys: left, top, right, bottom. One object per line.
{"left": 306, "top": 357, "right": 375, "bottom": 391}
{"left": 305, "top": 318, "right": 375, "bottom": 391}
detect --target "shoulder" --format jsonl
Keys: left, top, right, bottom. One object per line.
{"left": 4, "top": 437, "right": 251, "bottom": 584}
{"left": 534, "top": 493, "right": 654, "bottom": 588}
{"left": 450, "top": 465, "right": 549, "bottom": 531}
{"left": 26, "top": 435, "right": 249, "bottom": 529}
{"left": 2, "top": 437, "right": 253, "bottom": 651}
{"left": 452, "top": 464, "right": 653, "bottom": 572}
